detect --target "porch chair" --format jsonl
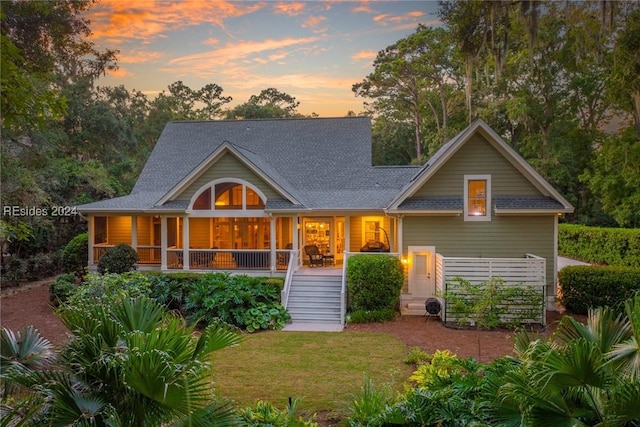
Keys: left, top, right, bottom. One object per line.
{"left": 277, "top": 243, "right": 293, "bottom": 267}
{"left": 304, "top": 244, "right": 324, "bottom": 267}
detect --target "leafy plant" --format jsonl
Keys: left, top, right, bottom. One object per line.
{"left": 61, "top": 232, "right": 88, "bottom": 277}
{"left": 444, "top": 277, "right": 545, "bottom": 328}
{"left": 97, "top": 243, "right": 138, "bottom": 274}
{"left": 404, "top": 347, "right": 429, "bottom": 365}
{"left": 1, "top": 296, "right": 242, "bottom": 426}
{"left": 65, "top": 272, "right": 152, "bottom": 308}
{"left": 240, "top": 398, "right": 318, "bottom": 427}
{"left": 49, "top": 273, "right": 78, "bottom": 306}
{"left": 346, "top": 375, "right": 394, "bottom": 427}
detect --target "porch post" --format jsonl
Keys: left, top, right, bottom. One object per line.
{"left": 131, "top": 215, "right": 138, "bottom": 251}
{"left": 270, "top": 215, "right": 276, "bottom": 272}
{"left": 87, "top": 215, "right": 94, "bottom": 266}
{"left": 293, "top": 216, "right": 300, "bottom": 267}
{"left": 344, "top": 216, "right": 350, "bottom": 254}
{"left": 183, "top": 216, "right": 190, "bottom": 271}
{"left": 397, "top": 215, "right": 404, "bottom": 258}
{"left": 160, "top": 216, "right": 167, "bottom": 270}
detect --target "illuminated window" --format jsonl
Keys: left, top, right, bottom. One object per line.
{"left": 94, "top": 217, "right": 107, "bottom": 244}
{"left": 464, "top": 175, "right": 491, "bottom": 221}
{"left": 190, "top": 181, "right": 265, "bottom": 211}
{"left": 193, "top": 188, "right": 211, "bottom": 210}
{"left": 246, "top": 187, "right": 265, "bottom": 209}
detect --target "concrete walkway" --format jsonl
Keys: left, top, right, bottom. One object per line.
{"left": 282, "top": 322, "right": 344, "bottom": 332}
{"left": 558, "top": 256, "right": 590, "bottom": 270}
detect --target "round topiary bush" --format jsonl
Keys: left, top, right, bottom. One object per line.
{"left": 62, "top": 233, "right": 88, "bottom": 277}
{"left": 97, "top": 243, "right": 138, "bottom": 274}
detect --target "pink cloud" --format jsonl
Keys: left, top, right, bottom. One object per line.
{"left": 85, "top": 0, "right": 265, "bottom": 44}
{"left": 272, "top": 2, "right": 305, "bottom": 16}
{"left": 352, "top": 50, "right": 377, "bottom": 61}
{"left": 373, "top": 10, "right": 425, "bottom": 26}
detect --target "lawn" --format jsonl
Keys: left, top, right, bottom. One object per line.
{"left": 210, "top": 330, "right": 413, "bottom": 414}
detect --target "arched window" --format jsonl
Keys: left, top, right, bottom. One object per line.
{"left": 191, "top": 180, "right": 265, "bottom": 211}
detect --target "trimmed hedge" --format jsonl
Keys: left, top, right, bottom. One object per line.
{"left": 559, "top": 224, "right": 640, "bottom": 266}
{"left": 346, "top": 254, "right": 404, "bottom": 314}
{"left": 97, "top": 243, "right": 138, "bottom": 274}
{"left": 62, "top": 233, "right": 88, "bottom": 277}
{"left": 558, "top": 265, "right": 640, "bottom": 315}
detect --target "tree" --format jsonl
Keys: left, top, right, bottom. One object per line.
{"left": 353, "top": 25, "right": 463, "bottom": 162}
{"left": 226, "top": 87, "right": 301, "bottom": 119}
{"left": 151, "top": 81, "right": 232, "bottom": 122}
{"left": 0, "top": 296, "right": 241, "bottom": 425}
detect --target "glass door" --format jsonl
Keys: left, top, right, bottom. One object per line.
{"left": 303, "top": 218, "right": 332, "bottom": 255}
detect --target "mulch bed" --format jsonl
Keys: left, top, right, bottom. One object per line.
{"left": 1, "top": 279, "right": 575, "bottom": 363}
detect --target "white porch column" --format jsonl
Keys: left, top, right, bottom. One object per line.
{"left": 183, "top": 217, "right": 190, "bottom": 271}
{"left": 131, "top": 215, "right": 138, "bottom": 250}
{"left": 87, "top": 216, "right": 94, "bottom": 266}
{"left": 293, "top": 216, "right": 300, "bottom": 267}
{"left": 344, "top": 216, "right": 351, "bottom": 255}
{"left": 397, "top": 215, "right": 404, "bottom": 258}
{"left": 160, "top": 216, "right": 167, "bottom": 270}
{"left": 270, "top": 215, "right": 276, "bottom": 272}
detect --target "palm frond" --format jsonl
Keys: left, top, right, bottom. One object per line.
{"left": 0, "top": 325, "right": 55, "bottom": 370}
{"left": 607, "top": 294, "right": 640, "bottom": 381}
{"left": 555, "top": 307, "right": 630, "bottom": 355}
{"left": 193, "top": 320, "right": 241, "bottom": 360}
{"left": 111, "top": 296, "right": 165, "bottom": 334}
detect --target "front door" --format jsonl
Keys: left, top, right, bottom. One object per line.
{"left": 408, "top": 246, "right": 436, "bottom": 298}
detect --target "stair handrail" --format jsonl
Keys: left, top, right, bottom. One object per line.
{"left": 281, "top": 249, "right": 298, "bottom": 309}
{"left": 340, "top": 251, "right": 350, "bottom": 325}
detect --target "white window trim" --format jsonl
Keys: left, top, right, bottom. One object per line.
{"left": 464, "top": 174, "right": 491, "bottom": 222}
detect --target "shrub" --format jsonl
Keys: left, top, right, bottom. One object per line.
{"left": 559, "top": 224, "right": 640, "bottom": 266}
{"left": 443, "top": 277, "right": 545, "bottom": 328}
{"left": 181, "top": 273, "right": 289, "bottom": 331}
{"left": 404, "top": 347, "right": 429, "bottom": 365}
{"left": 346, "top": 254, "right": 403, "bottom": 314}
{"left": 97, "top": 243, "right": 138, "bottom": 274}
{"left": 61, "top": 233, "right": 88, "bottom": 277}
{"left": 558, "top": 265, "right": 640, "bottom": 315}
{"left": 240, "top": 399, "right": 317, "bottom": 427}
{"left": 1, "top": 252, "right": 62, "bottom": 286}
{"left": 49, "top": 273, "right": 78, "bottom": 306}
{"left": 347, "top": 308, "right": 397, "bottom": 323}
{"left": 65, "top": 272, "right": 152, "bottom": 307}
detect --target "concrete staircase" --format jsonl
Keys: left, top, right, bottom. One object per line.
{"left": 285, "top": 273, "right": 343, "bottom": 328}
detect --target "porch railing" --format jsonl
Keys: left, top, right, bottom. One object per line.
{"left": 137, "top": 246, "right": 161, "bottom": 264}
{"left": 280, "top": 250, "right": 298, "bottom": 309}
{"left": 93, "top": 245, "right": 114, "bottom": 264}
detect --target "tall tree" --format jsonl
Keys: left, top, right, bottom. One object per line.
{"left": 225, "top": 87, "right": 302, "bottom": 119}
{"left": 353, "top": 25, "right": 463, "bottom": 163}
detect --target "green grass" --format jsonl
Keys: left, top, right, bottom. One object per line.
{"left": 210, "top": 330, "right": 412, "bottom": 414}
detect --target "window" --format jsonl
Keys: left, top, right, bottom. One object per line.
{"left": 190, "top": 180, "right": 265, "bottom": 211}
{"left": 464, "top": 175, "right": 491, "bottom": 221}
{"left": 94, "top": 217, "right": 107, "bottom": 244}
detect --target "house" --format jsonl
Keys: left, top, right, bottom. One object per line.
{"left": 77, "top": 117, "right": 573, "bottom": 327}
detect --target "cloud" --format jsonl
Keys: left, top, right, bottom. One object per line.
{"left": 272, "top": 2, "right": 305, "bottom": 16}
{"left": 303, "top": 15, "right": 327, "bottom": 29}
{"left": 116, "top": 49, "right": 165, "bottom": 64}
{"left": 107, "top": 67, "right": 134, "bottom": 78}
{"left": 167, "top": 37, "right": 318, "bottom": 70}
{"left": 373, "top": 10, "right": 425, "bottom": 26}
{"left": 352, "top": 50, "right": 377, "bottom": 61}
{"left": 85, "top": 0, "right": 265, "bottom": 44}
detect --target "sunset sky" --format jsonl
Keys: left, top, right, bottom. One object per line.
{"left": 85, "top": 0, "right": 441, "bottom": 116}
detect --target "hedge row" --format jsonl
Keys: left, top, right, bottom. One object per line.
{"left": 558, "top": 224, "right": 640, "bottom": 267}
{"left": 558, "top": 265, "right": 640, "bottom": 315}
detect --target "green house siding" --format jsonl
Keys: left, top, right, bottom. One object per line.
{"left": 414, "top": 134, "right": 541, "bottom": 197}
{"left": 402, "top": 215, "right": 556, "bottom": 294}
{"left": 174, "top": 153, "right": 282, "bottom": 202}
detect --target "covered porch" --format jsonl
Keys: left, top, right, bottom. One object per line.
{"left": 88, "top": 213, "right": 397, "bottom": 274}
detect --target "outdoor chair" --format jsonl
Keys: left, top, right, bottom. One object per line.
{"left": 304, "top": 244, "right": 324, "bottom": 267}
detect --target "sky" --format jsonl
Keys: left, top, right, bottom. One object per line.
{"left": 85, "top": 0, "right": 441, "bottom": 117}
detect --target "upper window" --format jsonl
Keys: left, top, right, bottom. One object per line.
{"left": 191, "top": 180, "right": 265, "bottom": 211}
{"left": 464, "top": 175, "right": 491, "bottom": 221}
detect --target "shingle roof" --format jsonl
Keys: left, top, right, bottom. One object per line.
{"left": 77, "top": 117, "right": 572, "bottom": 214}
{"left": 398, "top": 196, "right": 463, "bottom": 211}
{"left": 494, "top": 196, "right": 566, "bottom": 211}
